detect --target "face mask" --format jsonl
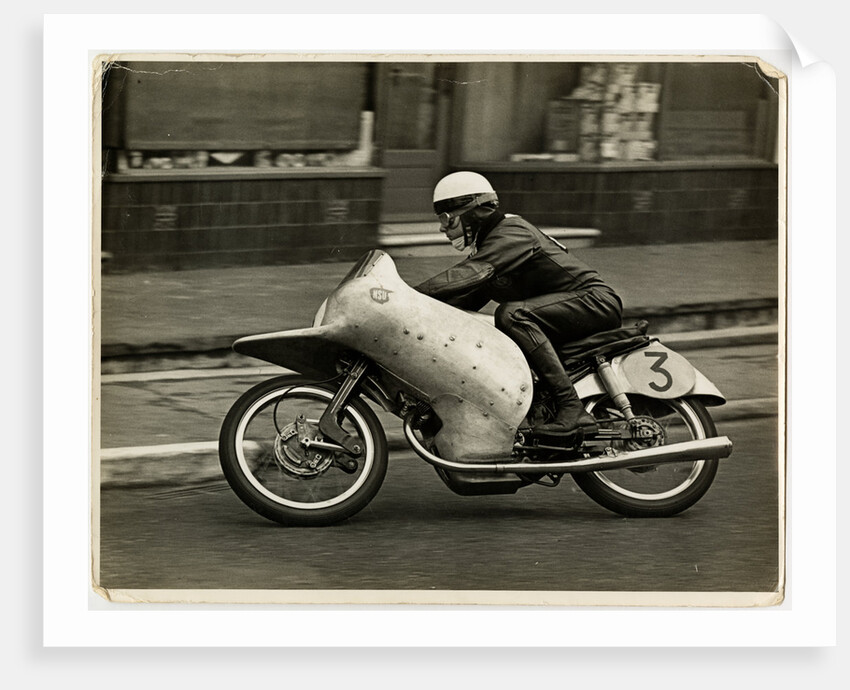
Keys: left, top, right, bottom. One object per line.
{"left": 451, "top": 235, "right": 467, "bottom": 252}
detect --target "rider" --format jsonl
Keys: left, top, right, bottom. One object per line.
{"left": 414, "top": 171, "right": 623, "bottom": 436}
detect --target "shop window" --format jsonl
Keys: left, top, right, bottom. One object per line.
{"left": 656, "top": 63, "right": 779, "bottom": 162}
{"left": 454, "top": 61, "right": 779, "bottom": 166}
{"left": 101, "top": 61, "right": 375, "bottom": 173}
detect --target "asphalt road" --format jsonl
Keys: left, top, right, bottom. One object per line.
{"left": 95, "top": 342, "right": 781, "bottom": 598}
{"left": 97, "top": 415, "right": 778, "bottom": 595}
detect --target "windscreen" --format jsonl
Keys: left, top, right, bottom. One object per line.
{"left": 335, "top": 250, "right": 387, "bottom": 289}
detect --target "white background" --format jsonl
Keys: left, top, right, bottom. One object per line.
{"left": 5, "top": 5, "right": 842, "bottom": 688}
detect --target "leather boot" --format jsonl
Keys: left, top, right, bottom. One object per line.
{"left": 526, "top": 341, "right": 598, "bottom": 437}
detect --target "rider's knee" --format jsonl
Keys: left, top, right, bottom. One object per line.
{"left": 494, "top": 302, "right": 520, "bottom": 333}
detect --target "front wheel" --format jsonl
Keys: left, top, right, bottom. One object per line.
{"left": 572, "top": 395, "right": 719, "bottom": 517}
{"left": 219, "top": 376, "right": 388, "bottom": 526}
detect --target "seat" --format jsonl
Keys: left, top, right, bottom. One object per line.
{"left": 559, "top": 320, "right": 651, "bottom": 371}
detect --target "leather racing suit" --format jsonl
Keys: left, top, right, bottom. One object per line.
{"left": 414, "top": 211, "right": 623, "bottom": 359}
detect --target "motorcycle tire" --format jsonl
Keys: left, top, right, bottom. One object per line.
{"left": 219, "top": 375, "right": 388, "bottom": 527}
{"left": 573, "top": 395, "right": 720, "bottom": 518}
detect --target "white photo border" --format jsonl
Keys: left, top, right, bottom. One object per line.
{"left": 43, "top": 13, "right": 835, "bottom": 647}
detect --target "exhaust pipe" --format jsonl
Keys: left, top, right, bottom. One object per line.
{"left": 402, "top": 419, "right": 732, "bottom": 474}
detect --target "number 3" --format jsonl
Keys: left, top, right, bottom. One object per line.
{"left": 645, "top": 351, "right": 673, "bottom": 392}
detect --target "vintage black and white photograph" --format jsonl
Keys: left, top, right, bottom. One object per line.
{"left": 93, "top": 54, "right": 785, "bottom": 606}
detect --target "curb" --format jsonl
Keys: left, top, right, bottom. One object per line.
{"left": 100, "top": 319, "right": 779, "bottom": 376}
{"left": 99, "top": 324, "right": 778, "bottom": 387}
{"left": 659, "top": 324, "right": 778, "bottom": 350}
{"left": 101, "top": 299, "right": 779, "bottom": 360}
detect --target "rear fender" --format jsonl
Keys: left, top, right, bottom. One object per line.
{"left": 574, "top": 342, "right": 726, "bottom": 406}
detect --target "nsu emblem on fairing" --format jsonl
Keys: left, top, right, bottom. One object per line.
{"left": 370, "top": 287, "right": 393, "bottom": 304}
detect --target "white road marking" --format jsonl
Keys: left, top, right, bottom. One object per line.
{"left": 100, "top": 441, "right": 219, "bottom": 459}
{"left": 101, "top": 366, "right": 290, "bottom": 384}
{"left": 101, "top": 440, "right": 261, "bottom": 460}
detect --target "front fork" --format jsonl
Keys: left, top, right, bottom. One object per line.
{"left": 318, "top": 356, "right": 370, "bottom": 455}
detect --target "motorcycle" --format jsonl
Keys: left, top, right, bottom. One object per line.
{"left": 219, "top": 249, "right": 732, "bottom": 526}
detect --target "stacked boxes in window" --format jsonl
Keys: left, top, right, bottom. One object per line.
{"left": 545, "top": 63, "right": 662, "bottom": 163}
{"left": 600, "top": 64, "right": 661, "bottom": 161}
{"left": 578, "top": 101, "right": 602, "bottom": 162}
{"left": 573, "top": 63, "right": 607, "bottom": 162}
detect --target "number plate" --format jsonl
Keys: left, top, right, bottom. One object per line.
{"left": 620, "top": 345, "right": 696, "bottom": 398}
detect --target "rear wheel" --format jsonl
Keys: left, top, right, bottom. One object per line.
{"left": 219, "top": 376, "right": 388, "bottom": 526}
{"left": 572, "top": 395, "right": 719, "bottom": 517}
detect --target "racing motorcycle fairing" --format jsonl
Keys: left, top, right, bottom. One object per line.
{"left": 234, "top": 250, "right": 534, "bottom": 464}
{"left": 233, "top": 324, "right": 350, "bottom": 380}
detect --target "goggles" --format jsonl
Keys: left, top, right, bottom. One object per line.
{"left": 437, "top": 210, "right": 462, "bottom": 230}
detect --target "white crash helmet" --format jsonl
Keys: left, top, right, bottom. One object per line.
{"left": 432, "top": 171, "right": 499, "bottom": 216}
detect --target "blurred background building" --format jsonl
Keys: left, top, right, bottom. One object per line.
{"left": 100, "top": 59, "right": 780, "bottom": 272}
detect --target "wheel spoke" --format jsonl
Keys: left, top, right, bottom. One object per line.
{"left": 585, "top": 396, "right": 713, "bottom": 501}
{"left": 219, "top": 376, "right": 389, "bottom": 526}
{"left": 233, "top": 385, "right": 374, "bottom": 509}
